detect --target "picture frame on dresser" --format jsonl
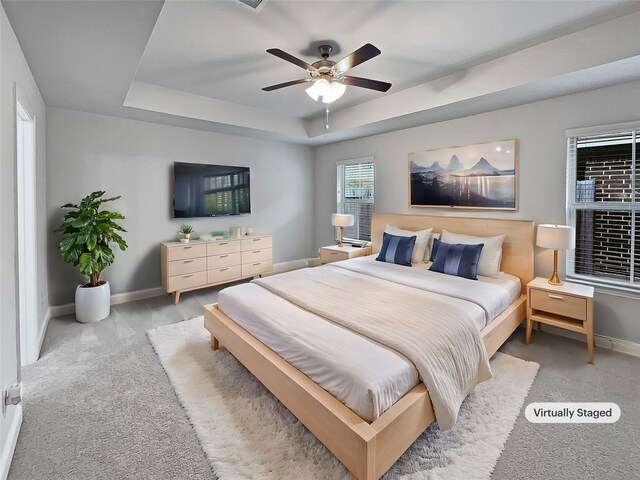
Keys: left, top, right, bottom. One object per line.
{"left": 161, "top": 234, "right": 272, "bottom": 303}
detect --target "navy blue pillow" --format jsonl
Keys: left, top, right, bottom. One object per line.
{"left": 376, "top": 232, "right": 416, "bottom": 267}
{"left": 429, "top": 239, "right": 484, "bottom": 280}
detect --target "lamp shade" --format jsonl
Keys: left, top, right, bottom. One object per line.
{"left": 536, "top": 224, "right": 575, "bottom": 250}
{"left": 331, "top": 213, "right": 354, "bottom": 227}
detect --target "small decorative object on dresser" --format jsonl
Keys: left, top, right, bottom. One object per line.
{"left": 161, "top": 234, "right": 273, "bottom": 304}
{"left": 319, "top": 244, "right": 372, "bottom": 264}
{"left": 331, "top": 213, "right": 354, "bottom": 247}
{"left": 179, "top": 224, "right": 194, "bottom": 243}
{"left": 526, "top": 277, "right": 595, "bottom": 364}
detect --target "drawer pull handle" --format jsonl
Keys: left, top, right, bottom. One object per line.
{"left": 253, "top": 262, "right": 261, "bottom": 266}
{"left": 253, "top": 250, "right": 261, "bottom": 253}
{"left": 219, "top": 242, "right": 228, "bottom": 245}
{"left": 220, "top": 268, "right": 229, "bottom": 272}
{"left": 183, "top": 246, "right": 192, "bottom": 249}
{"left": 220, "top": 255, "right": 228, "bottom": 258}
{"left": 330, "top": 252, "right": 338, "bottom": 255}
{"left": 548, "top": 294, "right": 564, "bottom": 300}
{"left": 183, "top": 274, "right": 193, "bottom": 278}
{"left": 183, "top": 260, "right": 193, "bottom": 263}
{"left": 253, "top": 239, "right": 260, "bottom": 242}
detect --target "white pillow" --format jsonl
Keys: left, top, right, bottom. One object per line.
{"left": 440, "top": 230, "right": 505, "bottom": 277}
{"left": 425, "top": 233, "right": 440, "bottom": 262}
{"left": 385, "top": 224, "right": 433, "bottom": 264}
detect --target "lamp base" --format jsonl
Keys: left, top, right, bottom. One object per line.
{"left": 547, "top": 249, "right": 564, "bottom": 286}
{"left": 547, "top": 274, "right": 564, "bottom": 286}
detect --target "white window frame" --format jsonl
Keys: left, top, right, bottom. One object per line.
{"left": 336, "top": 157, "right": 375, "bottom": 243}
{"left": 566, "top": 121, "right": 640, "bottom": 297}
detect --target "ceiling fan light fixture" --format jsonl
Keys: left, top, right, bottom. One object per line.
{"left": 321, "top": 81, "right": 346, "bottom": 104}
{"left": 305, "top": 79, "right": 330, "bottom": 101}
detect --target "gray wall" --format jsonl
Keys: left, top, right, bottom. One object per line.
{"left": 46, "top": 107, "right": 315, "bottom": 306}
{"left": 314, "top": 80, "right": 640, "bottom": 344}
{"left": 0, "top": 2, "right": 47, "bottom": 468}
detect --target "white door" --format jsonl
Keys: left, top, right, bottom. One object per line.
{"left": 16, "top": 99, "right": 38, "bottom": 366}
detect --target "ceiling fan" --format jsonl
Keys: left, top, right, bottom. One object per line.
{"left": 262, "top": 43, "right": 392, "bottom": 104}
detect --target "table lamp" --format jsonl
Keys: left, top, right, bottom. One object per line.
{"left": 536, "top": 224, "right": 575, "bottom": 286}
{"left": 331, "top": 213, "right": 354, "bottom": 247}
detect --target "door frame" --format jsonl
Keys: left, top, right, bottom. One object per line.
{"left": 15, "top": 93, "right": 39, "bottom": 366}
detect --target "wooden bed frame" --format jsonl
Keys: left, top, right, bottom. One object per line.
{"left": 204, "top": 213, "right": 534, "bottom": 480}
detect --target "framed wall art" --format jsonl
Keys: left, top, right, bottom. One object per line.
{"left": 409, "top": 139, "right": 517, "bottom": 210}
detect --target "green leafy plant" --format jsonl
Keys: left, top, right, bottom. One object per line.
{"left": 55, "top": 191, "right": 128, "bottom": 288}
{"left": 179, "top": 224, "right": 194, "bottom": 235}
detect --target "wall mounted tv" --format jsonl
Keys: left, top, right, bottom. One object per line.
{"left": 173, "top": 162, "right": 251, "bottom": 218}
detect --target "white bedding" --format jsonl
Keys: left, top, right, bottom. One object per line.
{"left": 217, "top": 256, "right": 521, "bottom": 423}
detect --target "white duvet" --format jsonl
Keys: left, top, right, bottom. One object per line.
{"left": 218, "top": 256, "right": 519, "bottom": 427}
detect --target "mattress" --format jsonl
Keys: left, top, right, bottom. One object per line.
{"left": 217, "top": 257, "right": 521, "bottom": 422}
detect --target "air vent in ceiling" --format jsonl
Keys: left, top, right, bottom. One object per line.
{"left": 237, "top": 0, "right": 269, "bottom": 11}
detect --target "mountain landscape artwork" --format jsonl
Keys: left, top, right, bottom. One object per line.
{"left": 409, "top": 140, "right": 517, "bottom": 209}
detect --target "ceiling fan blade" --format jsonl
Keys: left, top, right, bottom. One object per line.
{"left": 262, "top": 79, "right": 311, "bottom": 91}
{"left": 266, "top": 49, "right": 318, "bottom": 73}
{"left": 342, "top": 76, "right": 392, "bottom": 92}
{"left": 334, "top": 43, "right": 381, "bottom": 73}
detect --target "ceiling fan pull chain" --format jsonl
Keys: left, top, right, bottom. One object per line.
{"left": 325, "top": 104, "right": 330, "bottom": 130}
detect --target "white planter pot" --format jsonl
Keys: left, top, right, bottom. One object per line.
{"left": 75, "top": 281, "right": 111, "bottom": 323}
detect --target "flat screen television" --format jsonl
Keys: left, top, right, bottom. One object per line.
{"left": 173, "top": 162, "right": 251, "bottom": 218}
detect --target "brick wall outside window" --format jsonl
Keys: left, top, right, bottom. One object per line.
{"left": 574, "top": 142, "right": 639, "bottom": 282}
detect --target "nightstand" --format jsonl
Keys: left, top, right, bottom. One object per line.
{"left": 319, "top": 244, "right": 372, "bottom": 264}
{"left": 526, "top": 277, "right": 595, "bottom": 364}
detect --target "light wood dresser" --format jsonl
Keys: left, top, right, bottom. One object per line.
{"left": 319, "top": 244, "right": 372, "bottom": 264}
{"left": 525, "top": 276, "right": 595, "bottom": 363}
{"left": 161, "top": 234, "right": 272, "bottom": 304}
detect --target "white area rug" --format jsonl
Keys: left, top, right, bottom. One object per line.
{"left": 148, "top": 317, "right": 539, "bottom": 479}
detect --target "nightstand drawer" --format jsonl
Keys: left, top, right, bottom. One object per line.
{"left": 530, "top": 288, "right": 587, "bottom": 321}
{"left": 320, "top": 249, "right": 349, "bottom": 264}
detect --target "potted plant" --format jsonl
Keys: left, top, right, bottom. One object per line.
{"left": 179, "top": 224, "right": 194, "bottom": 243}
{"left": 55, "top": 191, "right": 128, "bottom": 323}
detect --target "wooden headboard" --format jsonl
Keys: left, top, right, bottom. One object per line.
{"left": 371, "top": 213, "right": 535, "bottom": 293}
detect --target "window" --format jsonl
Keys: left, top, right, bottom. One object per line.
{"left": 337, "top": 158, "right": 374, "bottom": 242}
{"left": 566, "top": 124, "right": 639, "bottom": 291}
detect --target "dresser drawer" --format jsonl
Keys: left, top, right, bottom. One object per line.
{"left": 167, "top": 271, "right": 207, "bottom": 292}
{"left": 167, "top": 257, "right": 207, "bottom": 276}
{"left": 207, "top": 252, "right": 241, "bottom": 269}
{"left": 241, "top": 236, "right": 272, "bottom": 251}
{"left": 320, "top": 249, "right": 349, "bottom": 264}
{"left": 207, "top": 240, "right": 241, "bottom": 256}
{"left": 530, "top": 288, "right": 587, "bottom": 321}
{"left": 241, "top": 248, "right": 272, "bottom": 263}
{"left": 242, "top": 260, "right": 273, "bottom": 277}
{"left": 208, "top": 265, "right": 241, "bottom": 284}
{"left": 166, "top": 244, "right": 207, "bottom": 261}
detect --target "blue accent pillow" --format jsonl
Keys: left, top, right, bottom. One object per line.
{"left": 429, "top": 239, "right": 484, "bottom": 280}
{"left": 376, "top": 232, "right": 416, "bottom": 267}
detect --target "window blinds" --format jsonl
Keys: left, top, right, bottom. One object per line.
{"left": 337, "top": 159, "right": 375, "bottom": 241}
{"left": 566, "top": 131, "right": 639, "bottom": 286}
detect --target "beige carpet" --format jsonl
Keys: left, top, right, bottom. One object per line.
{"left": 149, "top": 317, "right": 539, "bottom": 479}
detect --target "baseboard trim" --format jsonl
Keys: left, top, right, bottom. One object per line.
{"left": 48, "top": 258, "right": 319, "bottom": 319}
{"left": 50, "top": 286, "right": 165, "bottom": 318}
{"left": 0, "top": 404, "right": 22, "bottom": 480}
{"left": 37, "top": 307, "right": 51, "bottom": 358}
{"left": 538, "top": 324, "right": 640, "bottom": 358}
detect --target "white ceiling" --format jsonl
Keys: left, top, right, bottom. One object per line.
{"left": 5, "top": 0, "right": 640, "bottom": 145}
